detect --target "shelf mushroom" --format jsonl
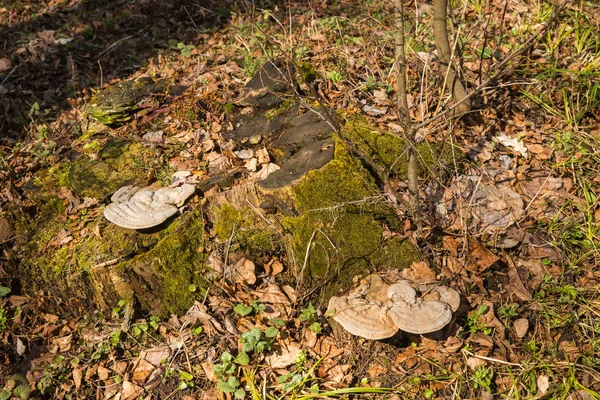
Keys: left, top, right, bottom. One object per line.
{"left": 328, "top": 275, "right": 460, "bottom": 339}
{"left": 327, "top": 275, "right": 398, "bottom": 340}
{"left": 387, "top": 282, "right": 453, "bottom": 335}
{"left": 327, "top": 295, "right": 398, "bottom": 340}
{"left": 423, "top": 285, "right": 461, "bottom": 313}
{"left": 104, "top": 184, "right": 196, "bottom": 229}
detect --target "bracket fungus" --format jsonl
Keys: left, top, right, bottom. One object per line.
{"left": 327, "top": 274, "right": 398, "bottom": 340}
{"left": 386, "top": 282, "right": 454, "bottom": 334}
{"left": 327, "top": 295, "right": 398, "bottom": 340}
{"left": 104, "top": 184, "right": 196, "bottom": 229}
{"left": 327, "top": 274, "right": 460, "bottom": 339}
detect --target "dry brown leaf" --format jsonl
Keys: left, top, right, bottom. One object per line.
{"left": 228, "top": 258, "right": 256, "bottom": 285}
{"left": 513, "top": 318, "right": 529, "bottom": 339}
{"left": 72, "top": 368, "right": 82, "bottom": 390}
{"left": 441, "top": 255, "right": 463, "bottom": 275}
{"left": 326, "top": 364, "right": 352, "bottom": 384}
{"left": 139, "top": 345, "right": 172, "bottom": 367}
{"left": 304, "top": 329, "right": 318, "bottom": 348}
{"left": 414, "top": 362, "right": 432, "bottom": 375}
{"left": 478, "top": 301, "right": 506, "bottom": 338}
{"left": 467, "top": 238, "right": 499, "bottom": 272}
{"left": 466, "top": 356, "right": 487, "bottom": 370}
{"left": 443, "top": 336, "right": 463, "bottom": 353}
{"left": 0, "top": 58, "right": 11, "bottom": 73}
{"left": 469, "top": 332, "right": 494, "bottom": 348}
{"left": 51, "top": 334, "right": 73, "bottom": 352}
{"left": 507, "top": 263, "right": 533, "bottom": 301}
{"left": 132, "top": 358, "right": 155, "bottom": 383}
{"left": 527, "top": 143, "right": 545, "bottom": 154}
{"left": 309, "top": 33, "right": 327, "bottom": 41}
{"left": 282, "top": 285, "right": 297, "bottom": 303}
{"left": 103, "top": 378, "right": 119, "bottom": 399}
{"left": 442, "top": 236, "right": 460, "bottom": 257}
{"left": 312, "top": 336, "right": 343, "bottom": 359}
{"left": 0, "top": 216, "right": 12, "bottom": 242}
{"left": 367, "top": 362, "right": 388, "bottom": 379}
{"left": 201, "top": 361, "right": 217, "bottom": 382}
{"left": 400, "top": 261, "right": 437, "bottom": 283}
{"left": 84, "top": 365, "right": 98, "bottom": 382}
{"left": 97, "top": 366, "right": 110, "bottom": 381}
{"left": 265, "top": 259, "right": 284, "bottom": 277}
{"left": 252, "top": 284, "right": 290, "bottom": 305}
{"left": 121, "top": 381, "right": 143, "bottom": 400}
{"left": 265, "top": 342, "right": 302, "bottom": 369}
{"left": 537, "top": 375, "right": 550, "bottom": 395}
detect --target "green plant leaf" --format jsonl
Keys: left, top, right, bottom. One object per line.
{"left": 0, "top": 287, "right": 10, "bottom": 297}
{"left": 179, "top": 370, "right": 194, "bottom": 381}
{"left": 233, "top": 304, "right": 253, "bottom": 316}
{"left": 234, "top": 388, "right": 246, "bottom": 399}
{"left": 309, "top": 322, "right": 322, "bottom": 334}
{"left": 192, "top": 326, "right": 203, "bottom": 336}
{"left": 270, "top": 318, "right": 286, "bottom": 327}
{"left": 221, "top": 351, "right": 233, "bottom": 362}
{"left": 14, "top": 384, "right": 31, "bottom": 400}
{"left": 217, "top": 381, "right": 236, "bottom": 393}
{"left": 0, "top": 390, "right": 11, "bottom": 400}
{"left": 227, "top": 376, "right": 240, "bottom": 388}
{"left": 265, "top": 326, "right": 279, "bottom": 338}
{"left": 235, "top": 351, "right": 250, "bottom": 365}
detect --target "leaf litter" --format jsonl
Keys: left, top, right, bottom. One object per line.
{"left": 1, "top": 0, "right": 600, "bottom": 399}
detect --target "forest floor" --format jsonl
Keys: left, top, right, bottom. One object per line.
{"left": 1, "top": 0, "right": 600, "bottom": 399}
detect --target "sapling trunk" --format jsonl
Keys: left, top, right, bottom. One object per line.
{"left": 433, "top": 0, "right": 471, "bottom": 116}
{"left": 395, "top": 0, "right": 418, "bottom": 201}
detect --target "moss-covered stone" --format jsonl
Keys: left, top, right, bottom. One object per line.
{"left": 284, "top": 136, "right": 420, "bottom": 293}
{"left": 341, "top": 115, "right": 464, "bottom": 179}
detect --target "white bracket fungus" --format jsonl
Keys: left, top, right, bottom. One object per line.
{"left": 327, "top": 295, "right": 398, "bottom": 340}
{"left": 327, "top": 275, "right": 460, "bottom": 339}
{"left": 104, "top": 184, "right": 196, "bottom": 229}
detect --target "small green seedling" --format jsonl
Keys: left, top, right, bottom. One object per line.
{"left": 299, "top": 302, "right": 322, "bottom": 334}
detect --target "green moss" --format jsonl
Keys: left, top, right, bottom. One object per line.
{"left": 299, "top": 62, "right": 319, "bottom": 84}
{"left": 81, "top": 140, "right": 102, "bottom": 154}
{"left": 119, "top": 211, "right": 207, "bottom": 315}
{"left": 222, "top": 102, "right": 235, "bottom": 113}
{"left": 264, "top": 100, "right": 294, "bottom": 121}
{"left": 69, "top": 139, "right": 157, "bottom": 199}
{"left": 213, "top": 204, "right": 276, "bottom": 254}
{"left": 31, "top": 163, "right": 72, "bottom": 191}
{"left": 285, "top": 136, "right": 419, "bottom": 290}
{"left": 17, "top": 205, "right": 208, "bottom": 317}
{"left": 341, "top": 115, "right": 464, "bottom": 179}
{"left": 183, "top": 109, "right": 197, "bottom": 122}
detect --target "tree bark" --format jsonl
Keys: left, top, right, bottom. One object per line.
{"left": 433, "top": 0, "right": 471, "bottom": 116}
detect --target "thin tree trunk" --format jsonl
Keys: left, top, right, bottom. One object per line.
{"left": 395, "top": 0, "right": 418, "bottom": 201}
{"left": 433, "top": 0, "right": 471, "bottom": 116}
